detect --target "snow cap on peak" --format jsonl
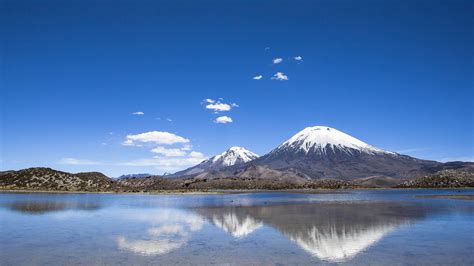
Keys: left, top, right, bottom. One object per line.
{"left": 211, "top": 146, "right": 258, "bottom": 166}
{"left": 279, "top": 126, "right": 390, "bottom": 154}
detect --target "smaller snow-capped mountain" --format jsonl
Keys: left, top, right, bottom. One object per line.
{"left": 171, "top": 147, "right": 258, "bottom": 177}
{"left": 211, "top": 213, "right": 263, "bottom": 238}
{"left": 208, "top": 146, "right": 259, "bottom": 167}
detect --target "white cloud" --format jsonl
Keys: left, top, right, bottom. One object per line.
{"left": 214, "top": 116, "right": 233, "bottom": 124}
{"left": 123, "top": 152, "right": 206, "bottom": 172}
{"left": 271, "top": 72, "right": 289, "bottom": 81}
{"left": 123, "top": 131, "right": 189, "bottom": 146}
{"left": 166, "top": 118, "right": 173, "bottom": 122}
{"left": 204, "top": 99, "right": 215, "bottom": 103}
{"left": 273, "top": 58, "right": 283, "bottom": 64}
{"left": 151, "top": 146, "right": 187, "bottom": 157}
{"left": 122, "top": 131, "right": 207, "bottom": 172}
{"left": 294, "top": 56, "right": 303, "bottom": 61}
{"left": 206, "top": 102, "right": 231, "bottom": 112}
{"left": 132, "top": 111, "right": 145, "bottom": 115}
{"left": 58, "top": 158, "right": 100, "bottom": 165}
{"left": 253, "top": 75, "right": 263, "bottom": 80}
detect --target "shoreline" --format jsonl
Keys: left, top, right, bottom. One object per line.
{"left": 1, "top": 187, "right": 473, "bottom": 195}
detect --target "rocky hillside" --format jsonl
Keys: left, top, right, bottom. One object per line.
{"left": 396, "top": 170, "right": 474, "bottom": 188}
{"left": 116, "top": 175, "right": 181, "bottom": 191}
{"left": 0, "top": 168, "right": 116, "bottom": 192}
{"left": 353, "top": 176, "right": 405, "bottom": 188}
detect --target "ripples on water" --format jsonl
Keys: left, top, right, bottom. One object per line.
{"left": 1, "top": 190, "right": 473, "bottom": 265}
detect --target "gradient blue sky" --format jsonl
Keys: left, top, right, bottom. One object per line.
{"left": 1, "top": 0, "right": 473, "bottom": 176}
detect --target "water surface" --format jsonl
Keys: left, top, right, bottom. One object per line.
{"left": 1, "top": 190, "right": 473, "bottom": 265}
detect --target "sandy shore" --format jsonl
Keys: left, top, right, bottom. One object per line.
{"left": 414, "top": 195, "right": 474, "bottom": 200}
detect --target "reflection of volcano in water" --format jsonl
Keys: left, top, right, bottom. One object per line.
{"left": 289, "top": 221, "right": 398, "bottom": 262}
{"left": 195, "top": 202, "right": 433, "bottom": 262}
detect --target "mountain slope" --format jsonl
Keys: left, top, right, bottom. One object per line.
{"left": 172, "top": 147, "right": 258, "bottom": 176}
{"left": 253, "top": 126, "right": 441, "bottom": 180}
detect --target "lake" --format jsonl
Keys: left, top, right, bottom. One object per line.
{"left": 1, "top": 189, "right": 473, "bottom": 265}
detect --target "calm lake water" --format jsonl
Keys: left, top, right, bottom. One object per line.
{"left": 1, "top": 189, "right": 473, "bottom": 265}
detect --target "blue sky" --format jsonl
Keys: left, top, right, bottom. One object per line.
{"left": 1, "top": 0, "right": 473, "bottom": 176}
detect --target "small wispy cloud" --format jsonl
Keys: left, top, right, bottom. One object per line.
{"left": 203, "top": 99, "right": 238, "bottom": 112}
{"left": 395, "top": 148, "right": 430, "bottom": 154}
{"left": 166, "top": 118, "right": 173, "bottom": 122}
{"left": 253, "top": 75, "right": 263, "bottom": 80}
{"left": 132, "top": 111, "right": 144, "bottom": 115}
{"left": 436, "top": 156, "right": 474, "bottom": 162}
{"left": 294, "top": 56, "right": 303, "bottom": 61}
{"left": 151, "top": 146, "right": 187, "bottom": 157}
{"left": 123, "top": 153, "right": 207, "bottom": 172}
{"left": 206, "top": 103, "right": 231, "bottom": 112}
{"left": 181, "top": 144, "right": 192, "bottom": 151}
{"left": 214, "top": 116, "right": 233, "bottom": 124}
{"left": 272, "top": 58, "right": 283, "bottom": 64}
{"left": 189, "top": 151, "right": 204, "bottom": 158}
{"left": 58, "top": 158, "right": 100, "bottom": 165}
{"left": 271, "top": 72, "right": 289, "bottom": 81}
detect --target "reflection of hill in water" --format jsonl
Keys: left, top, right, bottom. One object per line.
{"left": 211, "top": 212, "right": 263, "bottom": 238}
{"left": 195, "top": 202, "right": 433, "bottom": 262}
{"left": 5, "top": 200, "right": 102, "bottom": 214}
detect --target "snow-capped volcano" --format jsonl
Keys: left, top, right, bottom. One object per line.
{"left": 171, "top": 147, "right": 258, "bottom": 177}
{"left": 253, "top": 126, "right": 440, "bottom": 180}
{"left": 274, "top": 126, "right": 392, "bottom": 155}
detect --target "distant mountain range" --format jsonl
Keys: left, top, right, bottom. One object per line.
{"left": 117, "top": 173, "right": 152, "bottom": 179}
{"left": 173, "top": 126, "right": 466, "bottom": 181}
{"left": 1, "top": 126, "right": 473, "bottom": 191}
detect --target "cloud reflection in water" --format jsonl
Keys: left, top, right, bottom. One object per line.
{"left": 116, "top": 209, "right": 204, "bottom": 256}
